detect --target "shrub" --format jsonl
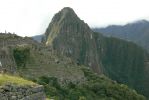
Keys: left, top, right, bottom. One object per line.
{"left": 13, "top": 46, "right": 30, "bottom": 68}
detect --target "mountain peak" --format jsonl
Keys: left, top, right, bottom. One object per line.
{"left": 50, "top": 7, "right": 78, "bottom": 24}
{"left": 44, "top": 7, "right": 90, "bottom": 45}
{"left": 44, "top": 7, "right": 102, "bottom": 74}
{"left": 59, "top": 7, "right": 76, "bottom": 17}
{"left": 61, "top": 7, "right": 74, "bottom": 13}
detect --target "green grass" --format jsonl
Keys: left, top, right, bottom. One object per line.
{"left": 0, "top": 74, "right": 36, "bottom": 86}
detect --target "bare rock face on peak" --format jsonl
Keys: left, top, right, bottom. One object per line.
{"left": 43, "top": 7, "right": 103, "bottom": 74}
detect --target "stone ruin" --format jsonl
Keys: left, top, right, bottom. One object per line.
{"left": 0, "top": 33, "right": 30, "bottom": 73}
{"left": 0, "top": 33, "right": 43, "bottom": 73}
{"left": 0, "top": 84, "right": 46, "bottom": 100}
{"left": 0, "top": 47, "right": 16, "bottom": 73}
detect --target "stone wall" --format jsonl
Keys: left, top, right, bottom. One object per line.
{"left": 0, "top": 33, "right": 41, "bottom": 47}
{"left": 0, "top": 33, "right": 43, "bottom": 73}
{"left": 0, "top": 48, "right": 16, "bottom": 73}
{"left": 0, "top": 84, "right": 46, "bottom": 100}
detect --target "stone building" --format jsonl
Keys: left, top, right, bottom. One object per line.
{"left": 0, "top": 47, "right": 16, "bottom": 73}
{"left": 0, "top": 33, "right": 42, "bottom": 73}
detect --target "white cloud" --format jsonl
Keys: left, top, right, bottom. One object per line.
{"left": 0, "top": 0, "right": 149, "bottom": 36}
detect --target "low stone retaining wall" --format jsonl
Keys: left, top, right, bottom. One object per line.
{"left": 0, "top": 84, "right": 46, "bottom": 100}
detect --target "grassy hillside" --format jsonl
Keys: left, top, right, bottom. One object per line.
{"left": 0, "top": 74, "right": 46, "bottom": 100}
{"left": 0, "top": 74, "right": 36, "bottom": 86}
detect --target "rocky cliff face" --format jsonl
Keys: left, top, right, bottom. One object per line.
{"left": 44, "top": 7, "right": 102, "bottom": 73}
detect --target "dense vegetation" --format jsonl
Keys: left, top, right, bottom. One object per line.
{"left": 13, "top": 46, "right": 30, "bottom": 68}
{"left": 34, "top": 67, "right": 146, "bottom": 100}
{"left": 101, "top": 36, "right": 148, "bottom": 97}
{"left": 93, "top": 20, "right": 149, "bottom": 52}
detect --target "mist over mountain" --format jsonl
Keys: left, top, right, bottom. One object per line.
{"left": 93, "top": 20, "right": 149, "bottom": 52}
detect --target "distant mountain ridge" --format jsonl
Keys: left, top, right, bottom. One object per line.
{"left": 93, "top": 19, "right": 149, "bottom": 52}
{"left": 32, "top": 34, "right": 43, "bottom": 42}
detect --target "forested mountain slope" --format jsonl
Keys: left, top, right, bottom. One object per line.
{"left": 43, "top": 7, "right": 149, "bottom": 98}
{"left": 93, "top": 20, "right": 149, "bottom": 52}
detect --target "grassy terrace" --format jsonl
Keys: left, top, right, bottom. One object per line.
{"left": 0, "top": 74, "right": 36, "bottom": 86}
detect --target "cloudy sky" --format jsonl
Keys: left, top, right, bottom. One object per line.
{"left": 0, "top": 0, "right": 149, "bottom": 36}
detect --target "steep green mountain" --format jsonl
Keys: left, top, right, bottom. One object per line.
{"left": 93, "top": 20, "right": 149, "bottom": 52}
{"left": 0, "top": 33, "right": 146, "bottom": 100}
{"left": 43, "top": 7, "right": 149, "bottom": 98}
{"left": 95, "top": 33, "right": 149, "bottom": 97}
{"left": 43, "top": 7, "right": 102, "bottom": 74}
